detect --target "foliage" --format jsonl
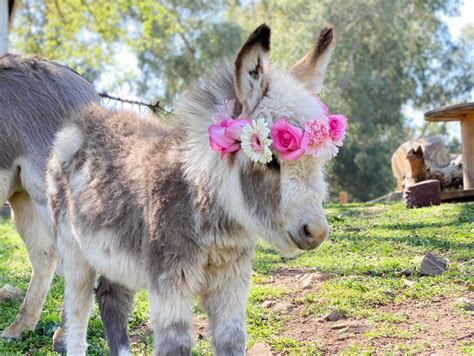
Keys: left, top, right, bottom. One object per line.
{"left": 10, "top": 0, "right": 474, "bottom": 200}
{"left": 1, "top": 202, "right": 473, "bottom": 353}
{"left": 11, "top": 0, "right": 243, "bottom": 102}
{"left": 230, "top": 0, "right": 473, "bottom": 200}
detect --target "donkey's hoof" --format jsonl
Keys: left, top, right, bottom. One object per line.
{"left": 2, "top": 325, "right": 23, "bottom": 341}
{"left": 52, "top": 326, "right": 67, "bottom": 353}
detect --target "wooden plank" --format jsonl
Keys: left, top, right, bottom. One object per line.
{"left": 461, "top": 113, "right": 474, "bottom": 189}
{"left": 441, "top": 189, "right": 474, "bottom": 203}
{"left": 424, "top": 102, "right": 474, "bottom": 122}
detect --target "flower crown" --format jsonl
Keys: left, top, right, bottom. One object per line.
{"left": 208, "top": 97, "right": 347, "bottom": 163}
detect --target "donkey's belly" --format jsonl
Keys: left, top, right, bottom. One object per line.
{"left": 78, "top": 228, "right": 149, "bottom": 291}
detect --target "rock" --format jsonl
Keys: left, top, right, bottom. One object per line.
{"left": 400, "top": 268, "right": 413, "bottom": 276}
{"left": 0, "top": 284, "right": 23, "bottom": 303}
{"left": 261, "top": 300, "right": 276, "bottom": 309}
{"left": 330, "top": 322, "right": 348, "bottom": 330}
{"left": 247, "top": 342, "right": 272, "bottom": 356}
{"left": 455, "top": 297, "right": 474, "bottom": 311}
{"left": 419, "top": 253, "right": 447, "bottom": 276}
{"left": 300, "top": 273, "right": 337, "bottom": 290}
{"left": 344, "top": 324, "right": 369, "bottom": 334}
{"left": 402, "top": 279, "right": 416, "bottom": 287}
{"left": 273, "top": 302, "right": 295, "bottom": 314}
{"left": 301, "top": 274, "right": 318, "bottom": 290}
{"left": 319, "top": 309, "right": 345, "bottom": 322}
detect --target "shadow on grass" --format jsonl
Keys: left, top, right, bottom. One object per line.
{"left": 334, "top": 232, "right": 473, "bottom": 252}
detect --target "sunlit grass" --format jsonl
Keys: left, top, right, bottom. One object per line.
{"left": 1, "top": 202, "right": 473, "bottom": 354}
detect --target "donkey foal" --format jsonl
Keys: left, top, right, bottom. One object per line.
{"left": 47, "top": 24, "right": 335, "bottom": 355}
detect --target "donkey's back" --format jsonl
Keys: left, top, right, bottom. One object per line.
{"left": 0, "top": 54, "right": 99, "bottom": 343}
{"left": 0, "top": 54, "right": 98, "bottom": 198}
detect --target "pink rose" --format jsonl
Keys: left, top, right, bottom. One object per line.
{"left": 328, "top": 114, "right": 347, "bottom": 144}
{"left": 270, "top": 119, "right": 308, "bottom": 160}
{"left": 208, "top": 118, "right": 250, "bottom": 159}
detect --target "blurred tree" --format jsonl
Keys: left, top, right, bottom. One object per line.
{"left": 11, "top": 0, "right": 243, "bottom": 102}
{"left": 10, "top": 0, "right": 473, "bottom": 200}
{"left": 130, "top": 0, "right": 243, "bottom": 102}
{"left": 231, "top": 0, "right": 473, "bottom": 200}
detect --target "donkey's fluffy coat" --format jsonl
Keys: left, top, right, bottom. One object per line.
{"left": 47, "top": 24, "right": 335, "bottom": 355}
{"left": 0, "top": 54, "right": 97, "bottom": 341}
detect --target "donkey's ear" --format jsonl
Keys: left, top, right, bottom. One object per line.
{"left": 290, "top": 27, "right": 334, "bottom": 94}
{"left": 234, "top": 24, "right": 271, "bottom": 113}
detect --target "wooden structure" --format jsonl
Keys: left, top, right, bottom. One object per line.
{"left": 391, "top": 137, "right": 450, "bottom": 191}
{"left": 425, "top": 103, "right": 474, "bottom": 201}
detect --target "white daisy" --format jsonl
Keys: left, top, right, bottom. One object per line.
{"left": 240, "top": 119, "right": 273, "bottom": 163}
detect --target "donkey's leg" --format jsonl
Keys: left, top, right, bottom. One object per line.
{"left": 52, "top": 306, "right": 67, "bottom": 353}
{"left": 58, "top": 230, "right": 96, "bottom": 356}
{"left": 149, "top": 288, "right": 194, "bottom": 356}
{"left": 2, "top": 193, "right": 58, "bottom": 340}
{"left": 203, "top": 255, "right": 253, "bottom": 356}
{"left": 96, "top": 276, "right": 135, "bottom": 356}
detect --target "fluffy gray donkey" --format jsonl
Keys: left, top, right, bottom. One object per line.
{"left": 0, "top": 54, "right": 132, "bottom": 354}
{"left": 47, "top": 24, "right": 337, "bottom": 355}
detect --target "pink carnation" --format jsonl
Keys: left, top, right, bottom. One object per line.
{"left": 270, "top": 119, "right": 308, "bottom": 160}
{"left": 304, "top": 120, "right": 331, "bottom": 157}
{"left": 208, "top": 118, "right": 250, "bottom": 159}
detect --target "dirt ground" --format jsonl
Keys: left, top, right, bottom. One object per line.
{"left": 186, "top": 267, "right": 473, "bottom": 355}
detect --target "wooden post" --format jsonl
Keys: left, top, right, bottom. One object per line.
{"left": 339, "top": 191, "right": 348, "bottom": 204}
{"left": 0, "top": 0, "right": 9, "bottom": 54}
{"left": 461, "top": 114, "right": 474, "bottom": 189}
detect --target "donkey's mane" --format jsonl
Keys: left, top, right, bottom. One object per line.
{"left": 175, "top": 60, "right": 238, "bottom": 136}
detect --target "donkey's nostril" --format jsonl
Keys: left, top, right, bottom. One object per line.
{"left": 302, "top": 224, "right": 312, "bottom": 238}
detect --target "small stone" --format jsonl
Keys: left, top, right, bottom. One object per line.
{"left": 419, "top": 253, "right": 447, "bottom": 276}
{"left": 273, "top": 302, "right": 295, "bottom": 314}
{"left": 403, "top": 279, "right": 416, "bottom": 287}
{"left": 300, "top": 273, "right": 337, "bottom": 290}
{"left": 330, "top": 322, "right": 348, "bottom": 330}
{"left": 0, "top": 284, "right": 23, "bottom": 303}
{"left": 456, "top": 297, "right": 474, "bottom": 311}
{"left": 247, "top": 342, "right": 272, "bottom": 356}
{"left": 301, "top": 274, "right": 317, "bottom": 290}
{"left": 383, "top": 290, "right": 396, "bottom": 298}
{"left": 400, "top": 268, "right": 413, "bottom": 276}
{"left": 261, "top": 300, "right": 276, "bottom": 309}
{"left": 319, "top": 309, "right": 345, "bottom": 322}
{"left": 345, "top": 324, "right": 369, "bottom": 334}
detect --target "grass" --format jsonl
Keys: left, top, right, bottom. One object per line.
{"left": 1, "top": 202, "right": 473, "bottom": 354}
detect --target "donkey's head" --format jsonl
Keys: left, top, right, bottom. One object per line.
{"left": 180, "top": 24, "right": 343, "bottom": 255}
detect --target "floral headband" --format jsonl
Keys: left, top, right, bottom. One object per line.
{"left": 208, "top": 97, "right": 347, "bottom": 164}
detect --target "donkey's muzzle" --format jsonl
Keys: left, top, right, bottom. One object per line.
{"left": 290, "top": 223, "right": 328, "bottom": 250}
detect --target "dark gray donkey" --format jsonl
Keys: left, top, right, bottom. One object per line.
{"left": 0, "top": 54, "right": 131, "bottom": 354}
{"left": 46, "top": 24, "right": 335, "bottom": 355}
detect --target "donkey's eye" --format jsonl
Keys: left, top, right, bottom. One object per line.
{"left": 266, "top": 155, "right": 280, "bottom": 171}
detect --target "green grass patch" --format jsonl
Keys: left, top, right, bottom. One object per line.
{"left": 1, "top": 202, "right": 472, "bottom": 353}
